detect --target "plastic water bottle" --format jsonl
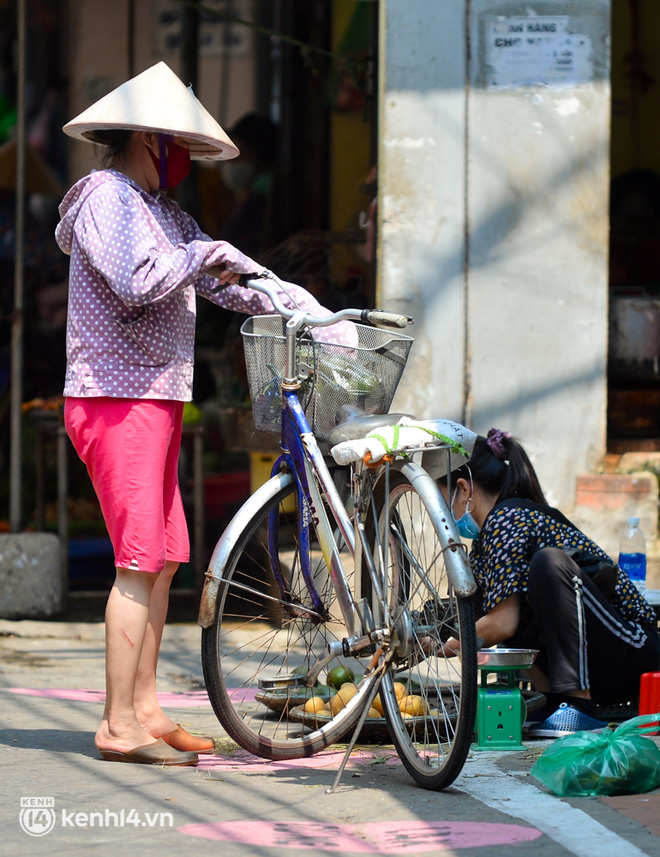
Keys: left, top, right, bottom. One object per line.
{"left": 618, "top": 517, "right": 647, "bottom": 594}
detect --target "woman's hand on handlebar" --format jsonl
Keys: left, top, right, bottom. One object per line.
{"left": 206, "top": 264, "right": 240, "bottom": 286}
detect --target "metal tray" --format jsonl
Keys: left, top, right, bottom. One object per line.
{"left": 477, "top": 648, "right": 539, "bottom": 669}
{"left": 255, "top": 686, "right": 335, "bottom": 713}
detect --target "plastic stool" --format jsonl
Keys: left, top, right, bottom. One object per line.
{"left": 639, "top": 672, "right": 660, "bottom": 730}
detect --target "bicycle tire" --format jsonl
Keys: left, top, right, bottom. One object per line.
{"left": 201, "top": 476, "right": 378, "bottom": 760}
{"left": 371, "top": 468, "right": 478, "bottom": 789}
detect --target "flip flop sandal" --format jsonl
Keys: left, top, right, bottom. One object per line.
{"left": 161, "top": 725, "right": 216, "bottom": 754}
{"left": 99, "top": 737, "right": 198, "bottom": 765}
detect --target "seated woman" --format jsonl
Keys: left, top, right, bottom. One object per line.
{"left": 443, "top": 428, "right": 660, "bottom": 737}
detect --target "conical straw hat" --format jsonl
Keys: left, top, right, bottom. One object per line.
{"left": 63, "top": 62, "right": 238, "bottom": 161}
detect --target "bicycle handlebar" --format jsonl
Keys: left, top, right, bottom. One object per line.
{"left": 212, "top": 270, "right": 414, "bottom": 330}
{"left": 361, "top": 309, "right": 411, "bottom": 330}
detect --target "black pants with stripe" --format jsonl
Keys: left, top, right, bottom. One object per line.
{"left": 509, "top": 547, "right": 660, "bottom": 704}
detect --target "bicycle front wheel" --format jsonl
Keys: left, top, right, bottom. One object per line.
{"left": 373, "top": 468, "right": 477, "bottom": 790}
{"left": 201, "top": 476, "right": 376, "bottom": 760}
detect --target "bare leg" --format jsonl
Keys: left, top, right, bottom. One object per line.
{"left": 133, "top": 560, "right": 179, "bottom": 736}
{"left": 95, "top": 567, "right": 159, "bottom": 753}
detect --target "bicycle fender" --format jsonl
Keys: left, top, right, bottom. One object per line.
{"left": 197, "top": 472, "right": 295, "bottom": 628}
{"left": 397, "top": 460, "right": 478, "bottom": 598}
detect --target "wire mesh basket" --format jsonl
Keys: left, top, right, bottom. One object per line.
{"left": 241, "top": 315, "right": 413, "bottom": 440}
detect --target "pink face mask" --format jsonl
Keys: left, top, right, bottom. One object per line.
{"left": 147, "top": 134, "right": 191, "bottom": 189}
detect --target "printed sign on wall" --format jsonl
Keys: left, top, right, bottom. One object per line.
{"left": 486, "top": 16, "right": 594, "bottom": 89}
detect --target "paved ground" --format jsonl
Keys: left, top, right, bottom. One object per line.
{"left": 1, "top": 618, "right": 660, "bottom": 857}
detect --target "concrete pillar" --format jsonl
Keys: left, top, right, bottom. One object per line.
{"left": 378, "top": 1, "right": 468, "bottom": 421}
{"left": 379, "top": 1, "right": 611, "bottom": 509}
{"left": 467, "top": 1, "right": 610, "bottom": 508}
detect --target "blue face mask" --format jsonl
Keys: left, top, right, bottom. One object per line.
{"left": 451, "top": 484, "right": 481, "bottom": 539}
{"left": 454, "top": 508, "right": 481, "bottom": 540}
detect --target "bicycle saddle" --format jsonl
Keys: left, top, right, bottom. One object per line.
{"left": 326, "top": 405, "right": 415, "bottom": 452}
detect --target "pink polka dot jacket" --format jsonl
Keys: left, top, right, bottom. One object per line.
{"left": 56, "top": 169, "right": 355, "bottom": 401}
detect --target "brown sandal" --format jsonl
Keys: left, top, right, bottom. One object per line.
{"left": 99, "top": 737, "right": 199, "bottom": 765}
{"left": 161, "top": 725, "right": 216, "bottom": 754}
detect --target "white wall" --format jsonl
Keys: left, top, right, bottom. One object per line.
{"left": 379, "top": 0, "right": 611, "bottom": 509}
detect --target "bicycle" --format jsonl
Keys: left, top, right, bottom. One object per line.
{"left": 199, "top": 271, "right": 479, "bottom": 790}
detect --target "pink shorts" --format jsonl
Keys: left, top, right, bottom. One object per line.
{"left": 64, "top": 397, "right": 190, "bottom": 573}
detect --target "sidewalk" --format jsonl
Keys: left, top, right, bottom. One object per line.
{"left": 1, "top": 618, "right": 660, "bottom": 857}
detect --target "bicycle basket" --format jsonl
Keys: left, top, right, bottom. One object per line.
{"left": 241, "top": 315, "right": 413, "bottom": 440}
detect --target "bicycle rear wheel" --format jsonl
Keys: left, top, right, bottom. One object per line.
{"left": 201, "top": 476, "right": 376, "bottom": 760}
{"left": 373, "top": 468, "right": 477, "bottom": 789}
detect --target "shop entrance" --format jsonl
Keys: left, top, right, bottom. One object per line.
{"left": 608, "top": 1, "right": 660, "bottom": 452}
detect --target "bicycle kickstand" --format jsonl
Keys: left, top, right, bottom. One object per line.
{"left": 326, "top": 649, "right": 390, "bottom": 794}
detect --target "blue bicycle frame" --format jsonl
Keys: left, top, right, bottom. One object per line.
{"left": 267, "top": 388, "right": 358, "bottom": 635}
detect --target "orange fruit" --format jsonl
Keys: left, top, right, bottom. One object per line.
{"left": 399, "top": 695, "right": 427, "bottom": 717}
{"left": 371, "top": 683, "right": 406, "bottom": 715}
{"left": 337, "top": 683, "right": 358, "bottom": 703}
{"left": 303, "top": 696, "right": 326, "bottom": 714}
{"left": 329, "top": 694, "right": 347, "bottom": 715}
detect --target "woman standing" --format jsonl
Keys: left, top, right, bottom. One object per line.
{"left": 57, "top": 62, "right": 353, "bottom": 764}
{"left": 443, "top": 429, "right": 660, "bottom": 737}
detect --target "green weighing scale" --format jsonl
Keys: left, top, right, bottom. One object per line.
{"left": 474, "top": 648, "right": 539, "bottom": 751}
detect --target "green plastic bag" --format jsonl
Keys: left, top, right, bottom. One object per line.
{"left": 531, "top": 714, "right": 660, "bottom": 796}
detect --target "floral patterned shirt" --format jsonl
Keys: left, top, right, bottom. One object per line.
{"left": 469, "top": 504, "right": 656, "bottom": 626}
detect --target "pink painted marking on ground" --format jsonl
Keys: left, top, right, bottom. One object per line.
{"left": 197, "top": 748, "right": 400, "bottom": 772}
{"left": 8, "top": 688, "right": 107, "bottom": 704}
{"left": 177, "top": 819, "right": 543, "bottom": 852}
{"left": 7, "top": 688, "right": 215, "bottom": 708}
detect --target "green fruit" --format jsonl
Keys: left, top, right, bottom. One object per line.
{"left": 327, "top": 665, "right": 355, "bottom": 690}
